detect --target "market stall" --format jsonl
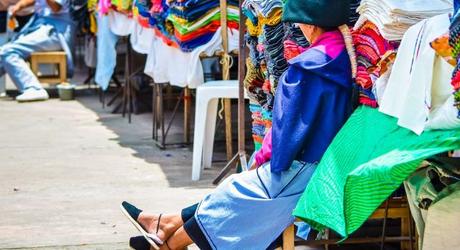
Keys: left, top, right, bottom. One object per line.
{"left": 90, "top": 0, "right": 460, "bottom": 248}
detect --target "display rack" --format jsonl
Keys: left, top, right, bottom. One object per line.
{"left": 213, "top": 0, "right": 247, "bottom": 184}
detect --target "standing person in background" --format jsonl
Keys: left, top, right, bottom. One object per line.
{"left": 0, "top": 0, "right": 74, "bottom": 102}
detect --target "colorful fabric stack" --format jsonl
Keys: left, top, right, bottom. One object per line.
{"left": 111, "top": 0, "right": 132, "bottom": 12}
{"left": 242, "top": 0, "right": 309, "bottom": 148}
{"left": 166, "top": 0, "right": 240, "bottom": 52}
{"left": 352, "top": 21, "right": 397, "bottom": 107}
{"left": 132, "top": 0, "right": 153, "bottom": 28}
{"left": 283, "top": 23, "right": 309, "bottom": 60}
{"left": 151, "top": 0, "right": 179, "bottom": 46}
{"left": 450, "top": 2, "right": 460, "bottom": 118}
{"left": 249, "top": 104, "right": 273, "bottom": 150}
{"left": 356, "top": 0, "right": 453, "bottom": 41}
{"left": 132, "top": 0, "right": 240, "bottom": 52}
{"left": 244, "top": 58, "right": 270, "bottom": 108}
{"left": 264, "top": 22, "right": 288, "bottom": 92}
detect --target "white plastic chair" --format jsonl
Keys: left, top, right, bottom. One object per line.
{"left": 192, "top": 80, "right": 248, "bottom": 181}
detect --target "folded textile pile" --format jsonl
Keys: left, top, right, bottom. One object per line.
{"left": 450, "top": 4, "right": 460, "bottom": 117}
{"left": 356, "top": 0, "right": 453, "bottom": 41}
{"left": 133, "top": 0, "right": 240, "bottom": 52}
{"left": 244, "top": 58, "right": 269, "bottom": 107}
{"left": 352, "top": 21, "right": 397, "bottom": 107}
{"left": 166, "top": 0, "right": 240, "bottom": 52}
{"left": 132, "top": 0, "right": 153, "bottom": 28}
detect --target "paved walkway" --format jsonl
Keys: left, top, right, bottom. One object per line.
{"left": 0, "top": 93, "right": 217, "bottom": 249}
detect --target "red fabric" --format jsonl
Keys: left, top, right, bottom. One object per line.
{"left": 154, "top": 28, "right": 180, "bottom": 48}
{"left": 284, "top": 40, "right": 307, "bottom": 60}
{"left": 174, "top": 21, "right": 239, "bottom": 42}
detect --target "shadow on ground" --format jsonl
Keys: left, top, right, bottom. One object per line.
{"left": 75, "top": 88, "right": 234, "bottom": 189}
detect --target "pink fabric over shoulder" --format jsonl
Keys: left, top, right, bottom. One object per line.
{"left": 310, "top": 30, "right": 345, "bottom": 59}
{"left": 254, "top": 128, "right": 272, "bottom": 166}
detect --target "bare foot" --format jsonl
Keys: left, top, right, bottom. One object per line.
{"left": 137, "top": 213, "right": 182, "bottom": 241}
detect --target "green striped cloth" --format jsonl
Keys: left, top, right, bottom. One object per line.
{"left": 293, "top": 106, "right": 460, "bottom": 238}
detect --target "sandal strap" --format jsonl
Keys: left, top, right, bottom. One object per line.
{"left": 165, "top": 239, "right": 171, "bottom": 250}
{"left": 156, "top": 214, "right": 162, "bottom": 234}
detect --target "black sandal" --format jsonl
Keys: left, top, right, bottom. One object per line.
{"left": 121, "top": 201, "right": 164, "bottom": 249}
{"left": 129, "top": 235, "right": 150, "bottom": 250}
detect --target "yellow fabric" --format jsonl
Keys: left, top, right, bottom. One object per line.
{"left": 246, "top": 18, "right": 262, "bottom": 36}
{"left": 90, "top": 13, "right": 97, "bottom": 34}
{"left": 246, "top": 8, "right": 282, "bottom": 37}
{"left": 88, "top": 0, "right": 97, "bottom": 10}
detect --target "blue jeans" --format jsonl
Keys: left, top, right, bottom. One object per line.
{"left": 0, "top": 24, "right": 62, "bottom": 92}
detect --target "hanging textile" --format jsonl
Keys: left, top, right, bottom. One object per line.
{"left": 144, "top": 27, "right": 239, "bottom": 88}
{"left": 293, "top": 106, "right": 460, "bottom": 238}
{"left": 108, "top": 11, "right": 134, "bottom": 36}
{"left": 380, "top": 14, "right": 459, "bottom": 135}
{"left": 95, "top": 14, "right": 120, "bottom": 91}
{"left": 84, "top": 36, "right": 97, "bottom": 68}
{"left": 130, "top": 21, "right": 154, "bottom": 54}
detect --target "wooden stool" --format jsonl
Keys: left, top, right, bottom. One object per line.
{"left": 30, "top": 51, "right": 67, "bottom": 84}
{"left": 281, "top": 196, "right": 416, "bottom": 250}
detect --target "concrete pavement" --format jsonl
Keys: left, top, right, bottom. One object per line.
{"left": 0, "top": 93, "right": 218, "bottom": 249}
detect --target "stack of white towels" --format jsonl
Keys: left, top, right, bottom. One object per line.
{"left": 354, "top": 0, "right": 453, "bottom": 41}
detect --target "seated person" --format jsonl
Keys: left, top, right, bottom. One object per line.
{"left": 0, "top": 0, "right": 74, "bottom": 102}
{"left": 121, "top": 0, "right": 356, "bottom": 249}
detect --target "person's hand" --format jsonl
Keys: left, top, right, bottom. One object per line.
{"left": 249, "top": 160, "right": 259, "bottom": 171}
{"left": 9, "top": 3, "right": 22, "bottom": 17}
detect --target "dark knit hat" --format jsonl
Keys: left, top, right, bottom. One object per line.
{"left": 283, "top": 0, "right": 351, "bottom": 27}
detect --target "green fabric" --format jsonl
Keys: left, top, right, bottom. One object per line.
{"left": 168, "top": 8, "right": 239, "bottom": 35}
{"left": 293, "top": 106, "right": 460, "bottom": 238}
{"left": 282, "top": 0, "right": 351, "bottom": 27}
